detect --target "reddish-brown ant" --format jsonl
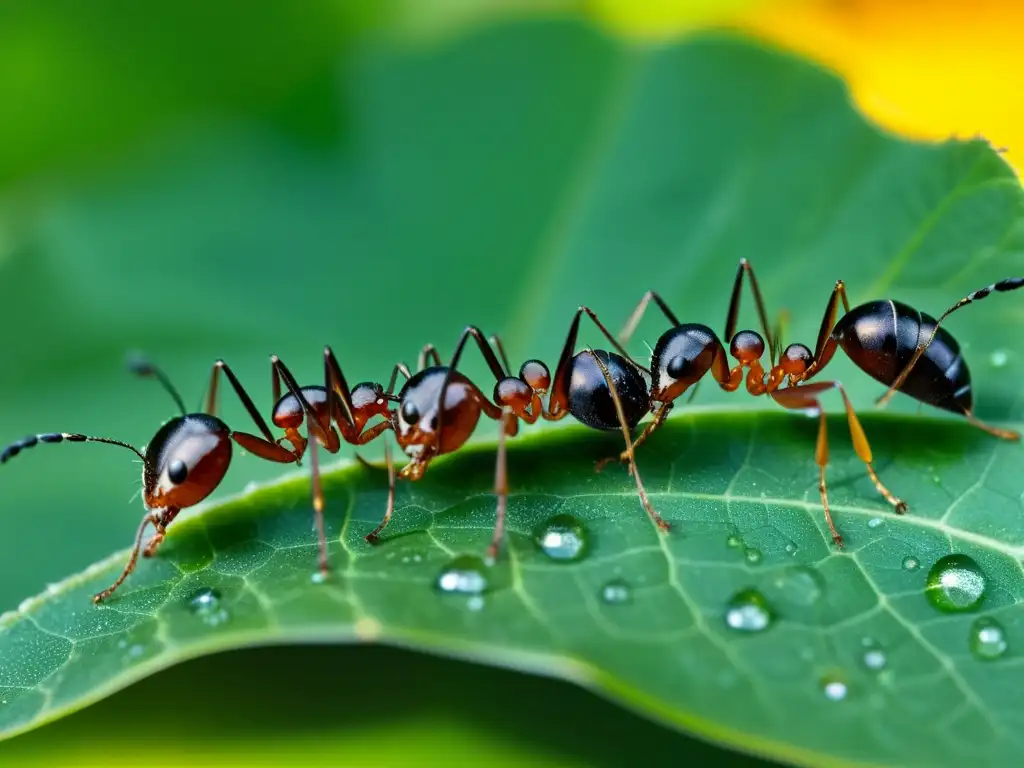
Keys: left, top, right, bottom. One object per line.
{"left": 0, "top": 347, "right": 409, "bottom": 603}
{"left": 588, "top": 260, "right": 1024, "bottom": 545}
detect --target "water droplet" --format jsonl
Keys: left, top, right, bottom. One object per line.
{"left": 867, "top": 517, "right": 883, "bottom": 530}
{"left": 536, "top": 514, "right": 589, "bottom": 562}
{"left": 187, "top": 587, "right": 229, "bottom": 627}
{"left": 128, "top": 644, "right": 145, "bottom": 659}
{"left": 726, "top": 534, "right": 743, "bottom": 549}
{"left": 784, "top": 541, "right": 798, "bottom": 556}
{"left": 436, "top": 555, "right": 488, "bottom": 595}
{"left": 821, "top": 677, "right": 848, "bottom": 701}
{"left": 600, "top": 579, "right": 632, "bottom": 605}
{"left": 466, "top": 595, "right": 485, "bottom": 612}
{"left": 724, "top": 589, "right": 774, "bottom": 633}
{"left": 744, "top": 547, "right": 763, "bottom": 565}
{"left": 768, "top": 565, "right": 823, "bottom": 607}
{"left": 925, "top": 554, "right": 987, "bottom": 612}
{"left": 902, "top": 556, "right": 920, "bottom": 571}
{"left": 970, "top": 617, "right": 1008, "bottom": 660}
{"left": 310, "top": 571, "right": 328, "bottom": 585}
{"left": 990, "top": 349, "right": 1010, "bottom": 368}
{"left": 116, "top": 638, "right": 127, "bottom": 650}
{"left": 860, "top": 638, "right": 887, "bottom": 671}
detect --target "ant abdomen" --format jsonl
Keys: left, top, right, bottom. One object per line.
{"left": 650, "top": 322, "right": 721, "bottom": 401}
{"left": 567, "top": 350, "right": 648, "bottom": 430}
{"left": 833, "top": 300, "right": 971, "bottom": 414}
{"left": 273, "top": 385, "right": 332, "bottom": 429}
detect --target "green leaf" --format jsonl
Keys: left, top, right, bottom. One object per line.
{"left": 4, "top": 408, "right": 1024, "bottom": 768}
{"left": 2, "top": 16, "right": 1024, "bottom": 768}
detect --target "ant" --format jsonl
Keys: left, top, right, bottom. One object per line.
{"left": 0, "top": 346, "right": 414, "bottom": 604}
{"left": 585, "top": 259, "right": 1024, "bottom": 545}
{"left": 369, "top": 310, "right": 666, "bottom": 561}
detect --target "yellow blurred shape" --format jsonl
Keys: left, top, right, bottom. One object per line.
{"left": 587, "top": 0, "right": 1020, "bottom": 169}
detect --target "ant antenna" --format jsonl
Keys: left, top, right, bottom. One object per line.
{"left": 1, "top": 432, "right": 144, "bottom": 465}
{"left": 127, "top": 354, "right": 188, "bottom": 416}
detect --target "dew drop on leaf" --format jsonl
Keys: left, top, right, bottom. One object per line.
{"left": 536, "top": 514, "right": 589, "bottom": 562}
{"left": 600, "top": 579, "right": 632, "bottom": 605}
{"left": 902, "top": 556, "right": 920, "bottom": 571}
{"left": 990, "top": 349, "right": 1010, "bottom": 368}
{"left": 726, "top": 534, "right": 743, "bottom": 549}
{"left": 860, "top": 638, "right": 887, "bottom": 671}
{"left": 821, "top": 677, "right": 848, "bottom": 701}
{"left": 743, "top": 547, "right": 763, "bottom": 565}
{"left": 867, "top": 517, "right": 883, "bottom": 530}
{"left": 768, "top": 565, "right": 823, "bottom": 607}
{"left": 310, "top": 571, "right": 328, "bottom": 585}
{"left": 436, "top": 555, "right": 488, "bottom": 595}
{"left": 188, "top": 587, "right": 229, "bottom": 627}
{"left": 970, "top": 617, "right": 1008, "bottom": 660}
{"left": 724, "top": 589, "right": 773, "bottom": 633}
{"left": 784, "top": 541, "right": 798, "bottom": 556}
{"left": 466, "top": 595, "right": 485, "bottom": 612}
{"left": 925, "top": 554, "right": 987, "bottom": 613}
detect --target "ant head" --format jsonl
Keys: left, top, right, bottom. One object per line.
{"left": 779, "top": 343, "right": 813, "bottom": 377}
{"left": 394, "top": 368, "right": 481, "bottom": 461}
{"left": 143, "top": 414, "right": 232, "bottom": 511}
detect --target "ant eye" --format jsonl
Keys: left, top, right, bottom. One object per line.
{"left": 168, "top": 459, "right": 189, "bottom": 485}
{"left": 428, "top": 415, "right": 439, "bottom": 431}
{"left": 666, "top": 355, "right": 690, "bottom": 380}
{"left": 401, "top": 401, "right": 420, "bottom": 425}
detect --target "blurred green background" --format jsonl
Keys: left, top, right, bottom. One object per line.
{"left": 3, "top": 1, "right": 1012, "bottom": 766}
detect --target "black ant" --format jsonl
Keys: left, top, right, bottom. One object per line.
{"left": 585, "top": 259, "right": 1024, "bottom": 545}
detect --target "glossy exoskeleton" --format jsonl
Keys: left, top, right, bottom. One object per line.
{"left": 0, "top": 348, "right": 402, "bottom": 603}
{"left": 596, "top": 260, "right": 1024, "bottom": 545}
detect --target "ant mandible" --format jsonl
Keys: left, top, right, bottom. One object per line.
{"left": 590, "top": 259, "right": 1024, "bottom": 545}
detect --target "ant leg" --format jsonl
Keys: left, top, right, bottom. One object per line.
{"left": 966, "top": 412, "right": 1021, "bottom": 441}
{"left": 589, "top": 349, "right": 669, "bottom": 532}
{"left": 488, "top": 334, "right": 512, "bottom": 376}
{"left": 487, "top": 407, "right": 513, "bottom": 562}
{"left": 93, "top": 510, "right": 165, "bottom": 603}
{"left": 418, "top": 345, "right": 443, "bottom": 371}
{"left": 308, "top": 428, "right": 329, "bottom": 577}
{"left": 595, "top": 401, "right": 673, "bottom": 472}
{"left": 724, "top": 259, "right": 777, "bottom": 364}
{"left": 272, "top": 355, "right": 344, "bottom": 575}
{"left": 799, "top": 281, "right": 851, "bottom": 382}
{"left": 771, "top": 380, "right": 907, "bottom": 547}
{"left": 365, "top": 442, "right": 396, "bottom": 543}
{"left": 616, "top": 291, "right": 681, "bottom": 346}
{"left": 877, "top": 276, "right": 1024, "bottom": 410}
{"left": 386, "top": 362, "right": 412, "bottom": 397}
{"left": 205, "top": 360, "right": 291, "bottom": 449}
